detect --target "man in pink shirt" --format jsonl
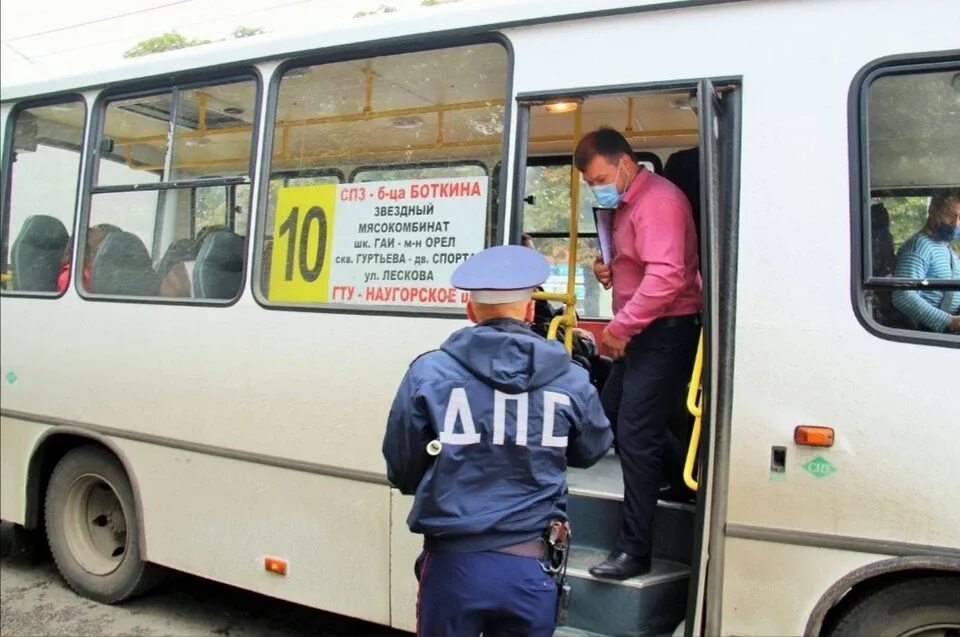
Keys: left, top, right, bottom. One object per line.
{"left": 575, "top": 128, "right": 702, "bottom": 580}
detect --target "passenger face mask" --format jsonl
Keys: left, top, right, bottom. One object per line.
{"left": 590, "top": 162, "right": 624, "bottom": 208}
{"left": 932, "top": 222, "right": 960, "bottom": 242}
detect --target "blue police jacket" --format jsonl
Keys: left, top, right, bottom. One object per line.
{"left": 383, "top": 317, "right": 613, "bottom": 552}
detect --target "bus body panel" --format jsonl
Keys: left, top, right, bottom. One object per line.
{"left": 0, "top": 294, "right": 462, "bottom": 476}
{"left": 729, "top": 329, "right": 959, "bottom": 546}
{"left": 122, "top": 439, "right": 393, "bottom": 624}
{"left": 721, "top": 538, "right": 891, "bottom": 636}
{"left": 0, "top": 415, "right": 394, "bottom": 624}
{"left": 0, "top": 417, "right": 44, "bottom": 526}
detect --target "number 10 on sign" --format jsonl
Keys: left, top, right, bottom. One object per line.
{"left": 269, "top": 185, "right": 337, "bottom": 302}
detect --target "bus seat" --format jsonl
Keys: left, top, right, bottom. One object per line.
{"left": 155, "top": 238, "right": 198, "bottom": 280}
{"left": 663, "top": 147, "right": 701, "bottom": 244}
{"left": 90, "top": 231, "right": 159, "bottom": 296}
{"left": 10, "top": 214, "right": 69, "bottom": 292}
{"left": 871, "top": 202, "right": 895, "bottom": 277}
{"left": 192, "top": 230, "right": 244, "bottom": 299}
{"left": 867, "top": 202, "right": 911, "bottom": 327}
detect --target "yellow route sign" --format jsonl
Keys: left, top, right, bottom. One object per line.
{"left": 269, "top": 185, "right": 337, "bottom": 302}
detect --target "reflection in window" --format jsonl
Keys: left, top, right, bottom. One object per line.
{"left": 1, "top": 100, "right": 86, "bottom": 294}
{"left": 261, "top": 43, "right": 508, "bottom": 310}
{"left": 89, "top": 78, "right": 256, "bottom": 301}
{"left": 862, "top": 65, "right": 960, "bottom": 336}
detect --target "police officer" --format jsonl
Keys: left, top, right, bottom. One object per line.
{"left": 382, "top": 244, "right": 613, "bottom": 637}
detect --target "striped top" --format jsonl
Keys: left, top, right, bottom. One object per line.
{"left": 891, "top": 233, "right": 960, "bottom": 333}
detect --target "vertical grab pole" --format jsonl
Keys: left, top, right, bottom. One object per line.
{"left": 561, "top": 107, "right": 584, "bottom": 353}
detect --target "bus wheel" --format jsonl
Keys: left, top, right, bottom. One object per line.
{"left": 828, "top": 576, "right": 960, "bottom": 637}
{"left": 44, "top": 445, "right": 159, "bottom": 603}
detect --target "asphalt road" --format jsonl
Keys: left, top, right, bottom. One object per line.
{"left": 0, "top": 522, "right": 409, "bottom": 637}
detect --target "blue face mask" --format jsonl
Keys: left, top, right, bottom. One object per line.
{"left": 932, "top": 222, "right": 960, "bottom": 242}
{"left": 590, "top": 163, "right": 623, "bottom": 208}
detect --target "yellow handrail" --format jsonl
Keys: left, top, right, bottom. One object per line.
{"left": 683, "top": 330, "right": 704, "bottom": 491}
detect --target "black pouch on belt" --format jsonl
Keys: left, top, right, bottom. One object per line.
{"left": 556, "top": 582, "right": 572, "bottom": 625}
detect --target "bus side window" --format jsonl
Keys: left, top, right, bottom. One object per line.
{"left": 857, "top": 64, "right": 960, "bottom": 339}
{"left": 1, "top": 100, "right": 86, "bottom": 295}
{"left": 87, "top": 78, "right": 257, "bottom": 302}
{"left": 259, "top": 43, "right": 508, "bottom": 311}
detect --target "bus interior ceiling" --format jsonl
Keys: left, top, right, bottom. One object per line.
{"left": 526, "top": 91, "right": 700, "bottom": 158}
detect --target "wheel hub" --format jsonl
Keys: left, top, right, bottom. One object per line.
{"left": 63, "top": 474, "right": 128, "bottom": 574}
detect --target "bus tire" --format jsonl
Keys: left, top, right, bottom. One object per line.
{"left": 44, "top": 445, "right": 160, "bottom": 603}
{"left": 828, "top": 575, "right": 960, "bottom": 637}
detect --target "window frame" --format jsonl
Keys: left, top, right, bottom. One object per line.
{"left": 0, "top": 94, "right": 88, "bottom": 299}
{"left": 275, "top": 168, "right": 346, "bottom": 185}
{"left": 77, "top": 68, "right": 263, "bottom": 307}
{"left": 348, "top": 160, "right": 489, "bottom": 183}
{"left": 251, "top": 34, "right": 514, "bottom": 318}
{"left": 848, "top": 51, "right": 960, "bottom": 348}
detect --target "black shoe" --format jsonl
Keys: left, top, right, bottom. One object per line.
{"left": 659, "top": 484, "right": 696, "bottom": 503}
{"left": 588, "top": 552, "right": 651, "bottom": 580}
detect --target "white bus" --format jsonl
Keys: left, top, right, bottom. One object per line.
{"left": 2, "top": 1, "right": 958, "bottom": 635}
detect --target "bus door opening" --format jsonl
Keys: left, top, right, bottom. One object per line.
{"left": 513, "top": 85, "right": 741, "bottom": 636}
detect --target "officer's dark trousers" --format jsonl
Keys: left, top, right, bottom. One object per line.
{"left": 601, "top": 318, "right": 699, "bottom": 558}
{"left": 415, "top": 550, "right": 557, "bottom": 637}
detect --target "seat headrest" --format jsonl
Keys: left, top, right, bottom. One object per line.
{"left": 871, "top": 202, "right": 891, "bottom": 231}
{"left": 196, "top": 230, "right": 244, "bottom": 271}
{"left": 16, "top": 215, "right": 69, "bottom": 249}
{"left": 155, "top": 237, "right": 200, "bottom": 277}
{"left": 90, "top": 231, "right": 158, "bottom": 296}
{"left": 95, "top": 231, "right": 151, "bottom": 264}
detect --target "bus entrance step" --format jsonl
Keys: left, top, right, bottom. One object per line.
{"left": 568, "top": 454, "right": 696, "bottom": 564}
{"left": 553, "top": 627, "right": 613, "bottom": 637}
{"left": 562, "top": 546, "right": 689, "bottom": 637}
{"left": 554, "top": 629, "right": 676, "bottom": 637}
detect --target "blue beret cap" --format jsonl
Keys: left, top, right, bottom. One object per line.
{"left": 451, "top": 245, "right": 550, "bottom": 293}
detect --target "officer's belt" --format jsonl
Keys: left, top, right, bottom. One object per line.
{"left": 494, "top": 537, "right": 547, "bottom": 559}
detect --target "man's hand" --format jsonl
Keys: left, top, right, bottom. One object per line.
{"left": 601, "top": 327, "right": 627, "bottom": 359}
{"left": 593, "top": 255, "right": 612, "bottom": 290}
{"left": 949, "top": 315, "right": 960, "bottom": 333}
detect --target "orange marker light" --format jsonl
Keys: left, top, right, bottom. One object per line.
{"left": 264, "top": 557, "right": 288, "bottom": 576}
{"left": 794, "top": 426, "right": 834, "bottom": 447}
